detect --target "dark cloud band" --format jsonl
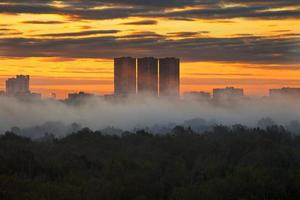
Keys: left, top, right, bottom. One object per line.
{"left": 0, "top": 35, "right": 299, "bottom": 64}
{"left": 0, "top": 0, "right": 299, "bottom": 20}
{"left": 37, "top": 30, "right": 120, "bottom": 37}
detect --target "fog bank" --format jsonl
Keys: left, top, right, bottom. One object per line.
{"left": 0, "top": 96, "right": 300, "bottom": 137}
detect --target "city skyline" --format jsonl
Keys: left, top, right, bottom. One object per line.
{"left": 3, "top": 73, "right": 300, "bottom": 100}
{"left": 0, "top": 0, "right": 299, "bottom": 98}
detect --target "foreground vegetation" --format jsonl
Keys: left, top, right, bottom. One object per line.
{"left": 0, "top": 125, "right": 300, "bottom": 200}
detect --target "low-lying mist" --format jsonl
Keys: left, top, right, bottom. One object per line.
{"left": 0, "top": 95, "right": 300, "bottom": 138}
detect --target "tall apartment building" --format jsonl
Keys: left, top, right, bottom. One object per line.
{"left": 114, "top": 57, "right": 137, "bottom": 96}
{"left": 6, "top": 75, "right": 30, "bottom": 97}
{"left": 137, "top": 57, "right": 158, "bottom": 96}
{"left": 159, "top": 58, "right": 180, "bottom": 97}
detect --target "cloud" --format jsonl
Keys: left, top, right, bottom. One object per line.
{"left": 121, "top": 20, "right": 158, "bottom": 25}
{"left": 185, "top": 73, "right": 259, "bottom": 77}
{"left": 182, "top": 78, "right": 300, "bottom": 85}
{"left": 167, "top": 31, "right": 209, "bottom": 37}
{"left": 0, "top": 35, "right": 299, "bottom": 64}
{"left": 22, "top": 20, "right": 65, "bottom": 24}
{"left": 0, "top": 24, "right": 11, "bottom": 27}
{"left": 119, "top": 31, "right": 164, "bottom": 39}
{"left": 32, "top": 78, "right": 112, "bottom": 85}
{"left": 62, "top": 0, "right": 206, "bottom": 8}
{"left": 0, "top": 4, "right": 59, "bottom": 15}
{"left": 0, "top": 28, "right": 13, "bottom": 31}
{"left": 0, "top": 28, "right": 22, "bottom": 36}
{"left": 244, "top": 65, "right": 300, "bottom": 71}
{"left": 37, "top": 30, "right": 120, "bottom": 37}
{"left": 163, "top": 5, "right": 300, "bottom": 20}
{"left": 0, "top": 0, "right": 299, "bottom": 20}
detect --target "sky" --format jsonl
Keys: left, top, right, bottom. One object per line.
{"left": 0, "top": 0, "right": 299, "bottom": 98}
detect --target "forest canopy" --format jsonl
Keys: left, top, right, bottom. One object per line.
{"left": 0, "top": 125, "right": 300, "bottom": 200}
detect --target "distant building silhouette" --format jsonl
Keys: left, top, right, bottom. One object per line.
{"left": 138, "top": 57, "right": 158, "bottom": 96}
{"left": 5, "top": 75, "right": 41, "bottom": 100}
{"left": 6, "top": 75, "right": 30, "bottom": 97}
{"left": 159, "top": 58, "right": 180, "bottom": 97}
{"left": 270, "top": 87, "right": 300, "bottom": 98}
{"left": 51, "top": 92, "right": 57, "bottom": 99}
{"left": 213, "top": 87, "right": 244, "bottom": 100}
{"left": 114, "top": 57, "right": 137, "bottom": 97}
{"left": 68, "top": 91, "right": 93, "bottom": 100}
{"left": 184, "top": 91, "right": 211, "bottom": 101}
{"left": 67, "top": 91, "right": 94, "bottom": 103}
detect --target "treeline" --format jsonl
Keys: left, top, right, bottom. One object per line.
{"left": 0, "top": 125, "right": 300, "bottom": 200}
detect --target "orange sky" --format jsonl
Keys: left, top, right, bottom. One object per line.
{"left": 0, "top": 1, "right": 299, "bottom": 98}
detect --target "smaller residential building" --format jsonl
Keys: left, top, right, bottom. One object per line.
{"left": 213, "top": 87, "right": 244, "bottom": 101}
{"left": 269, "top": 87, "right": 300, "bottom": 98}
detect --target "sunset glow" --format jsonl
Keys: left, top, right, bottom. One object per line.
{"left": 1, "top": 1, "right": 299, "bottom": 98}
